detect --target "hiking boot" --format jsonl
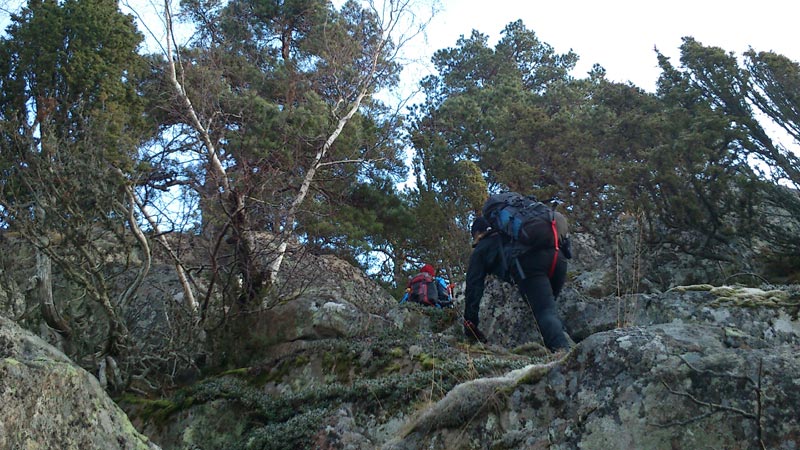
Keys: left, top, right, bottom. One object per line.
{"left": 463, "top": 320, "right": 487, "bottom": 344}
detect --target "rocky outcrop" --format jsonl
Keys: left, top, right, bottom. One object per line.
{"left": 560, "top": 284, "right": 800, "bottom": 343}
{"left": 257, "top": 296, "right": 395, "bottom": 344}
{"left": 470, "top": 275, "right": 800, "bottom": 350}
{"left": 264, "top": 234, "right": 398, "bottom": 316}
{"left": 4, "top": 231, "right": 798, "bottom": 450}
{"left": 0, "top": 316, "right": 160, "bottom": 450}
{"left": 378, "top": 283, "right": 799, "bottom": 449}
{"left": 566, "top": 218, "right": 770, "bottom": 296}
{"left": 126, "top": 275, "right": 799, "bottom": 450}
{"left": 385, "top": 322, "right": 799, "bottom": 449}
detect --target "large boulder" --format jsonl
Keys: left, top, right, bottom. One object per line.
{"left": 385, "top": 321, "right": 800, "bottom": 449}
{"left": 124, "top": 268, "right": 800, "bottom": 450}
{"left": 258, "top": 295, "right": 395, "bottom": 344}
{"left": 0, "top": 316, "right": 160, "bottom": 450}
{"left": 468, "top": 272, "right": 800, "bottom": 352}
{"left": 566, "top": 218, "right": 770, "bottom": 296}
{"left": 560, "top": 284, "right": 800, "bottom": 344}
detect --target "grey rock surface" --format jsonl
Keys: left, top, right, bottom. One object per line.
{"left": 0, "top": 316, "right": 160, "bottom": 450}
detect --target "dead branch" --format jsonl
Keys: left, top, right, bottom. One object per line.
{"left": 658, "top": 356, "right": 766, "bottom": 450}
{"left": 660, "top": 380, "right": 757, "bottom": 419}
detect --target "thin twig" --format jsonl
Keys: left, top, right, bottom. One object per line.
{"left": 661, "top": 380, "right": 757, "bottom": 419}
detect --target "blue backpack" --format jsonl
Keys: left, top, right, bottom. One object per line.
{"left": 482, "top": 192, "right": 560, "bottom": 278}
{"left": 482, "top": 192, "right": 558, "bottom": 249}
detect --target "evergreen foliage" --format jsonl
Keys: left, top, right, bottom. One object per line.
{"left": 407, "top": 23, "right": 800, "bottom": 278}
{"left": 0, "top": 0, "right": 154, "bottom": 391}
{"left": 139, "top": 0, "right": 411, "bottom": 308}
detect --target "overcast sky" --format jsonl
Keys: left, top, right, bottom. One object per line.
{"left": 4, "top": 0, "right": 795, "bottom": 94}
{"left": 399, "top": 0, "right": 799, "bottom": 92}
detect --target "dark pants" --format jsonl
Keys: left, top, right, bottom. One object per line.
{"left": 515, "top": 250, "right": 570, "bottom": 351}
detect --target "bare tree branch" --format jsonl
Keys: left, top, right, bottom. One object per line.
{"left": 118, "top": 188, "right": 152, "bottom": 311}
{"left": 130, "top": 186, "right": 199, "bottom": 313}
{"left": 659, "top": 356, "right": 767, "bottom": 450}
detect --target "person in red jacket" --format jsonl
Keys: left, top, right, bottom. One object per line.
{"left": 406, "top": 264, "right": 451, "bottom": 307}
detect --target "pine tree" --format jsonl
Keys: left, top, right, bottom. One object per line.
{"left": 0, "top": 0, "right": 152, "bottom": 391}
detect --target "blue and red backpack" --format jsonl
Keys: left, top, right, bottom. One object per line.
{"left": 482, "top": 192, "right": 560, "bottom": 278}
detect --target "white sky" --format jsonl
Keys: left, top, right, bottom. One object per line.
{"left": 3, "top": 0, "right": 795, "bottom": 94}
{"left": 400, "top": 0, "right": 800, "bottom": 93}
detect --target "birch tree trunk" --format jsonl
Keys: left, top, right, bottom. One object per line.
{"left": 267, "top": 0, "right": 425, "bottom": 283}
{"left": 161, "top": 0, "right": 268, "bottom": 306}
{"left": 267, "top": 89, "right": 368, "bottom": 284}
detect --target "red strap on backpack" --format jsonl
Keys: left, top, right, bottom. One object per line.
{"left": 548, "top": 218, "right": 559, "bottom": 278}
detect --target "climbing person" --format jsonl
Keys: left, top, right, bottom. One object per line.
{"left": 462, "top": 193, "right": 572, "bottom": 351}
{"left": 402, "top": 264, "right": 453, "bottom": 308}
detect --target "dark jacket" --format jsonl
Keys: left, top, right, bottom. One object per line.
{"left": 464, "top": 231, "right": 567, "bottom": 328}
